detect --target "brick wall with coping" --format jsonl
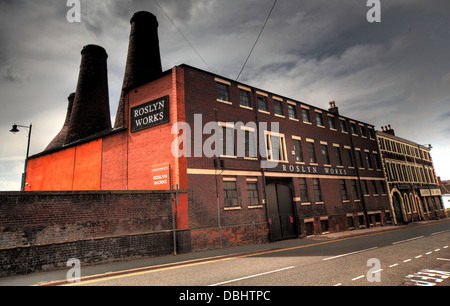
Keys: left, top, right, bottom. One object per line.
{"left": 0, "top": 190, "right": 190, "bottom": 277}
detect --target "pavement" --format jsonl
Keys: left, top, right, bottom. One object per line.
{"left": 0, "top": 218, "right": 448, "bottom": 286}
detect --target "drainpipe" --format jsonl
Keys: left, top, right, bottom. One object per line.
{"left": 213, "top": 108, "right": 223, "bottom": 248}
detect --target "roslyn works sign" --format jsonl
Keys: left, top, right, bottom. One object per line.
{"left": 131, "top": 96, "right": 170, "bottom": 133}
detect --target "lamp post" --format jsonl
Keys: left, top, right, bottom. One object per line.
{"left": 10, "top": 124, "right": 32, "bottom": 191}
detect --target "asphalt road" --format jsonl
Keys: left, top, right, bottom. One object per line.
{"left": 66, "top": 220, "right": 450, "bottom": 287}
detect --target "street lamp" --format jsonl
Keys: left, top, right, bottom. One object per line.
{"left": 9, "top": 124, "right": 32, "bottom": 191}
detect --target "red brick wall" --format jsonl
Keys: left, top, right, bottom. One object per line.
{"left": 26, "top": 148, "right": 76, "bottom": 191}
{"left": 26, "top": 140, "right": 103, "bottom": 191}
{"left": 0, "top": 190, "right": 190, "bottom": 276}
{"left": 181, "top": 65, "right": 392, "bottom": 241}
{"left": 101, "top": 131, "right": 128, "bottom": 190}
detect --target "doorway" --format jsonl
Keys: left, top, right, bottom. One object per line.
{"left": 393, "top": 192, "right": 405, "bottom": 224}
{"left": 266, "top": 179, "right": 297, "bottom": 241}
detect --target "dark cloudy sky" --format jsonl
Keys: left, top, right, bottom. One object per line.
{"left": 1, "top": 0, "right": 449, "bottom": 190}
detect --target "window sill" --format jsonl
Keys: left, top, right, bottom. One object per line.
{"left": 240, "top": 105, "right": 253, "bottom": 110}
{"left": 217, "top": 99, "right": 232, "bottom": 105}
{"left": 248, "top": 205, "right": 263, "bottom": 209}
{"left": 220, "top": 155, "right": 237, "bottom": 159}
{"left": 224, "top": 206, "right": 241, "bottom": 211}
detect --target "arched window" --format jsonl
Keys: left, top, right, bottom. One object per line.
{"left": 410, "top": 194, "right": 416, "bottom": 213}
{"left": 404, "top": 194, "right": 411, "bottom": 213}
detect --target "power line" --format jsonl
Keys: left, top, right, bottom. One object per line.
{"left": 236, "top": 0, "right": 278, "bottom": 81}
{"left": 153, "top": 0, "right": 212, "bottom": 72}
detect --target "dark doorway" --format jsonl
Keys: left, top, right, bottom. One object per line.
{"left": 266, "top": 179, "right": 297, "bottom": 241}
{"left": 393, "top": 192, "right": 405, "bottom": 224}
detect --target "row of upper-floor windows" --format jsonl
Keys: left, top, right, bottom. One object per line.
{"left": 219, "top": 123, "right": 381, "bottom": 170}
{"left": 378, "top": 136, "right": 431, "bottom": 161}
{"left": 216, "top": 79, "right": 376, "bottom": 140}
{"left": 384, "top": 160, "right": 437, "bottom": 185}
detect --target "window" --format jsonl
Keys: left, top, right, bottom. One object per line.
{"left": 305, "top": 222, "right": 314, "bottom": 236}
{"left": 351, "top": 123, "right": 357, "bottom": 135}
{"left": 352, "top": 180, "right": 360, "bottom": 200}
{"left": 288, "top": 104, "right": 297, "bottom": 119}
{"left": 369, "top": 129, "right": 375, "bottom": 139}
{"left": 217, "top": 83, "right": 230, "bottom": 102}
{"left": 358, "top": 215, "right": 365, "bottom": 227}
{"left": 365, "top": 152, "right": 373, "bottom": 169}
{"left": 380, "top": 181, "right": 386, "bottom": 195}
{"left": 299, "top": 178, "right": 310, "bottom": 203}
{"left": 316, "top": 112, "right": 323, "bottom": 126}
{"left": 293, "top": 139, "right": 304, "bottom": 162}
{"left": 274, "top": 100, "right": 283, "bottom": 116}
{"left": 361, "top": 180, "right": 369, "bottom": 195}
{"left": 313, "top": 178, "right": 323, "bottom": 203}
{"left": 247, "top": 181, "right": 259, "bottom": 206}
{"left": 355, "top": 150, "right": 364, "bottom": 168}
{"left": 302, "top": 108, "right": 310, "bottom": 123}
{"left": 221, "top": 125, "right": 235, "bottom": 157}
{"left": 340, "top": 180, "right": 348, "bottom": 201}
{"left": 359, "top": 125, "right": 366, "bottom": 137}
{"left": 321, "top": 144, "right": 330, "bottom": 165}
{"left": 307, "top": 142, "right": 317, "bottom": 164}
{"left": 239, "top": 90, "right": 251, "bottom": 108}
{"left": 374, "top": 153, "right": 381, "bottom": 170}
{"left": 340, "top": 120, "right": 348, "bottom": 133}
{"left": 345, "top": 148, "right": 354, "bottom": 167}
{"left": 258, "top": 96, "right": 268, "bottom": 112}
{"left": 321, "top": 219, "right": 329, "bottom": 233}
{"left": 347, "top": 216, "right": 355, "bottom": 228}
{"left": 404, "top": 194, "right": 411, "bottom": 213}
{"left": 371, "top": 180, "right": 378, "bottom": 195}
{"left": 328, "top": 116, "right": 336, "bottom": 130}
{"left": 334, "top": 147, "right": 343, "bottom": 166}
{"left": 266, "top": 133, "right": 287, "bottom": 162}
{"left": 224, "top": 180, "right": 238, "bottom": 207}
{"left": 243, "top": 130, "right": 257, "bottom": 158}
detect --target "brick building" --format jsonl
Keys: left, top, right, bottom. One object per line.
{"left": 24, "top": 11, "right": 392, "bottom": 251}
{"left": 376, "top": 126, "right": 445, "bottom": 224}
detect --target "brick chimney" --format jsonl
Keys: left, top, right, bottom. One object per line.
{"left": 114, "top": 11, "right": 163, "bottom": 128}
{"left": 381, "top": 125, "right": 395, "bottom": 136}
{"left": 65, "top": 45, "right": 112, "bottom": 144}
{"left": 45, "top": 93, "right": 75, "bottom": 151}
{"left": 328, "top": 101, "right": 339, "bottom": 115}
